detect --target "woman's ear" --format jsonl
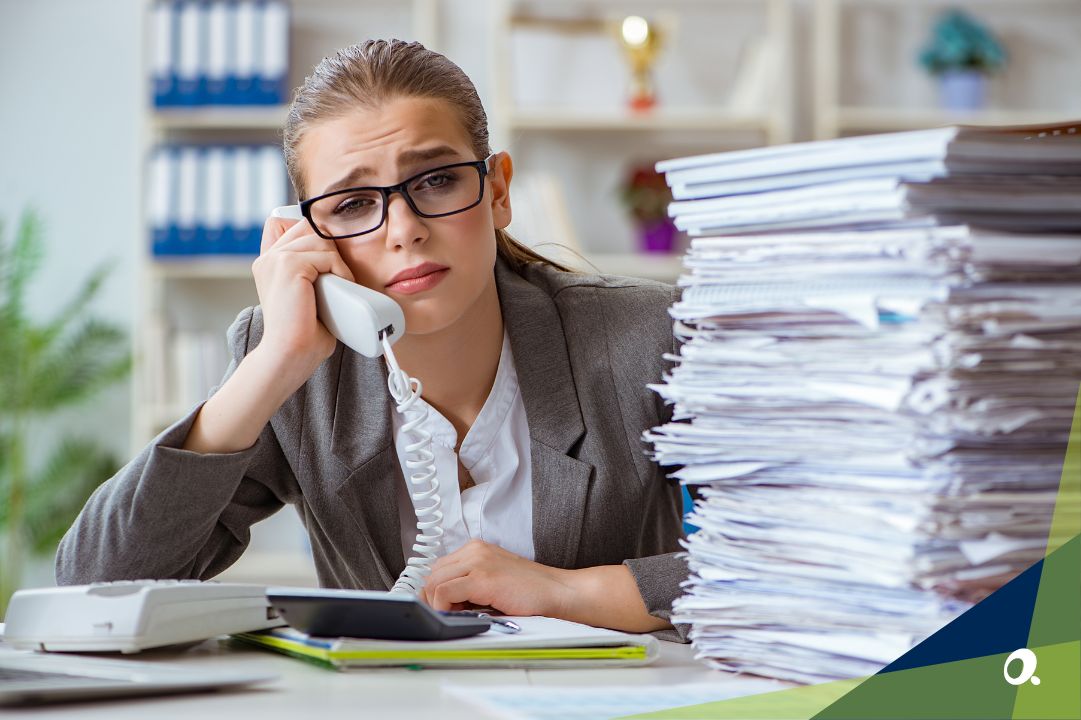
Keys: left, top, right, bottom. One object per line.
{"left": 489, "top": 151, "right": 513, "bottom": 231}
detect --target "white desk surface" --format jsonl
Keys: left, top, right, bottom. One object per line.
{"left": 0, "top": 633, "right": 791, "bottom": 719}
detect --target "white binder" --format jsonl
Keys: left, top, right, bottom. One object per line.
{"left": 234, "top": 0, "right": 258, "bottom": 101}
{"left": 148, "top": 146, "right": 174, "bottom": 255}
{"left": 176, "top": 0, "right": 202, "bottom": 105}
{"left": 151, "top": 1, "right": 176, "bottom": 106}
{"left": 204, "top": 146, "right": 228, "bottom": 252}
{"left": 205, "top": 1, "right": 230, "bottom": 103}
{"left": 257, "top": 146, "right": 289, "bottom": 227}
{"left": 176, "top": 146, "right": 199, "bottom": 252}
{"left": 230, "top": 146, "right": 256, "bottom": 251}
{"left": 258, "top": 0, "right": 290, "bottom": 103}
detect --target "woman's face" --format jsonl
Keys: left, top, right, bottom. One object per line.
{"left": 297, "top": 96, "right": 512, "bottom": 337}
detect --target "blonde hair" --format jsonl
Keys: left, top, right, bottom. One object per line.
{"left": 283, "top": 39, "right": 570, "bottom": 273}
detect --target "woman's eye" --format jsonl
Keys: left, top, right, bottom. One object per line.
{"left": 415, "top": 171, "right": 456, "bottom": 191}
{"left": 334, "top": 195, "right": 377, "bottom": 215}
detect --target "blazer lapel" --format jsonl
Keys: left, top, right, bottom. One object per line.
{"left": 328, "top": 346, "right": 405, "bottom": 588}
{"left": 496, "top": 261, "right": 594, "bottom": 569}
{"left": 325, "top": 260, "right": 595, "bottom": 584}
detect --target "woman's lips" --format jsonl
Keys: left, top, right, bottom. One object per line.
{"left": 386, "top": 267, "right": 449, "bottom": 294}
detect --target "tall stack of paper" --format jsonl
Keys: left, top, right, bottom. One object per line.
{"left": 645, "top": 122, "right": 1081, "bottom": 684}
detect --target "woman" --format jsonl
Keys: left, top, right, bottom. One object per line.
{"left": 56, "top": 40, "right": 687, "bottom": 641}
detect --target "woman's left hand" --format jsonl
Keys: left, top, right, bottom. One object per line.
{"left": 420, "top": 539, "right": 571, "bottom": 616}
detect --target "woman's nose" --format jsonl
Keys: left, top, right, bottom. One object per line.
{"left": 384, "top": 193, "right": 428, "bottom": 249}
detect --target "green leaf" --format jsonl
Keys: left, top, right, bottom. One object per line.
{"left": 19, "top": 319, "right": 132, "bottom": 413}
{"left": 23, "top": 437, "right": 118, "bottom": 555}
{"left": 0, "top": 430, "right": 10, "bottom": 528}
{"left": 0, "top": 207, "right": 131, "bottom": 566}
{"left": 1, "top": 210, "right": 45, "bottom": 325}
{"left": 37, "top": 261, "right": 113, "bottom": 349}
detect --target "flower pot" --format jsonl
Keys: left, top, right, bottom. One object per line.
{"left": 636, "top": 218, "right": 677, "bottom": 254}
{"left": 938, "top": 69, "right": 989, "bottom": 111}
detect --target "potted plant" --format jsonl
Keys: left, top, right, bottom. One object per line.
{"left": 0, "top": 210, "right": 130, "bottom": 615}
{"left": 918, "top": 9, "right": 1007, "bottom": 111}
{"left": 618, "top": 164, "right": 678, "bottom": 254}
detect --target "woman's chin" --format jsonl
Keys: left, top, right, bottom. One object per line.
{"left": 399, "top": 308, "right": 460, "bottom": 338}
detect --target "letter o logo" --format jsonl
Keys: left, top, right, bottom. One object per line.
{"left": 1004, "top": 648, "right": 1040, "bottom": 686}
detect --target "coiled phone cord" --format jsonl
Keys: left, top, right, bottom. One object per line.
{"left": 381, "top": 333, "right": 445, "bottom": 595}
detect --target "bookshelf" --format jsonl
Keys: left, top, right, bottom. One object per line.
{"left": 487, "top": 0, "right": 794, "bottom": 272}
{"left": 150, "top": 105, "right": 289, "bottom": 130}
{"left": 134, "top": 0, "right": 442, "bottom": 585}
{"left": 136, "top": 1, "right": 770, "bottom": 584}
{"left": 133, "top": 0, "right": 438, "bottom": 451}
{"left": 812, "top": 0, "right": 1081, "bottom": 139}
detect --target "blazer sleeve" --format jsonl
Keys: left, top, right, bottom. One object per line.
{"left": 55, "top": 306, "right": 299, "bottom": 585}
{"left": 624, "top": 283, "right": 692, "bottom": 643}
{"left": 623, "top": 552, "right": 691, "bottom": 643}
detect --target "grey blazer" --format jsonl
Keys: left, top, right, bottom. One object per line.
{"left": 56, "top": 259, "right": 690, "bottom": 642}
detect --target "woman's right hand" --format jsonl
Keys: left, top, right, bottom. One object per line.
{"left": 250, "top": 214, "right": 356, "bottom": 382}
{"left": 182, "top": 214, "right": 357, "bottom": 455}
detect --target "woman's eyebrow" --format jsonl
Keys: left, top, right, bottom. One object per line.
{"left": 397, "top": 145, "right": 462, "bottom": 168}
{"left": 321, "top": 146, "right": 465, "bottom": 196}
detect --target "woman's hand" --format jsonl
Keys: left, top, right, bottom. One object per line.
{"left": 250, "top": 215, "right": 355, "bottom": 386}
{"left": 420, "top": 540, "right": 573, "bottom": 617}
{"left": 182, "top": 215, "right": 356, "bottom": 455}
{"left": 419, "top": 540, "right": 673, "bottom": 634}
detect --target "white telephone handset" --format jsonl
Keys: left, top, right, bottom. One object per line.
{"left": 270, "top": 205, "right": 443, "bottom": 595}
{"left": 269, "top": 205, "right": 404, "bottom": 358}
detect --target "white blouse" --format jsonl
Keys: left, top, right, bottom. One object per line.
{"left": 391, "top": 331, "right": 535, "bottom": 563}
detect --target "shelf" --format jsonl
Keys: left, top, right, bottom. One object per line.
{"left": 585, "top": 252, "right": 684, "bottom": 281}
{"left": 836, "top": 106, "right": 1078, "bottom": 133}
{"left": 506, "top": 107, "right": 773, "bottom": 132}
{"left": 813, "top": 0, "right": 1080, "bottom": 139}
{"left": 151, "top": 257, "right": 255, "bottom": 280}
{"left": 151, "top": 105, "right": 290, "bottom": 131}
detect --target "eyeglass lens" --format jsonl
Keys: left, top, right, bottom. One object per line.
{"left": 309, "top": 164, "right": 483, "bottom": 238}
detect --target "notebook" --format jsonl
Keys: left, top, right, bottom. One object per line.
{"left": 231, "top": 615, "right": 660, "bottom": 669}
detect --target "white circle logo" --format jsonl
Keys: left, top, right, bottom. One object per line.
{"left": 1004, "top": 648, "right": 1041, "bottom": 686}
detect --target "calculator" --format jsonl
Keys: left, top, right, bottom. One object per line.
{"left": 265, "top": 587, "right": 491, "bottom": 641}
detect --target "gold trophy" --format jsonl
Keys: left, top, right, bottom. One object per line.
{"left": 618, "top": 16, "right": 663, "bottom": 111}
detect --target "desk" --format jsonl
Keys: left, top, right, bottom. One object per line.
{"left": 1, "top": 636, "right": 790, "bottom": 719}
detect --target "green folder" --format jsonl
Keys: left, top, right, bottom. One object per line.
{"left": 232, "top": 616, "right": 659, "bottom": 670}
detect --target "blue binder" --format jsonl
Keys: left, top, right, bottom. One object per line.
{"left": 204, "top": 1, "right": 229, "bottom": 105}
{"left": 232, "top": 0, "right": 258, "bottom": 104}
{"left": 175, "top": 146, "right": 199, "bottom": 253}
{"left": 150, "top": 143, "right": 287, "bottom": 256}
{"left": 152, "top": 1, "right": 179, "bottom": 107}
{"left": 152, "top": 0, "right": 289, "bottom": 107}
{"left": 255, "top": 0, "right": 290, "bottom": 105}
{"left": 149, "top": 146, "right": 175, "bottom": 255}
{"left": 174, "top": 0, "right": 202, "bottom": 106}
{"left": 203, "top": 146, "right": 228, "bottom": 254}
{"left": 164, "top": 146, "right": 183, "bottom": 255}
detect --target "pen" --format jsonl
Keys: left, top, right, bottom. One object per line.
{"left": 476, "top": 613, "right": 521, "bottom": 634}
{"left": 443, "top": 609, "right": 522, "bottom": 634}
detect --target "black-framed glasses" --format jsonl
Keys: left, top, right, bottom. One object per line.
{"left": 299, "top": 154, "right": 496, "bottom": 240}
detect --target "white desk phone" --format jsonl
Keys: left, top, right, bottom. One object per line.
{"left": 2, "top": 205, "right": 475, "bottom": 654}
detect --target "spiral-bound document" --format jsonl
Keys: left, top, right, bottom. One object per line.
{"left": 232, "top": 616, "right": 659, "bottom": 670}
